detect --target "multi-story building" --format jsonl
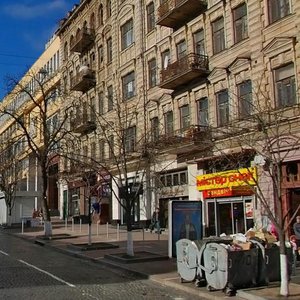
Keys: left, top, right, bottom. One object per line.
{"left": 52, "top": 0, "right": 300, "bottom": 236}
{"left": 0, "top": 35, "right": 61, "bottom": 224}
{"left": 2, "top": 0, "right": 300, "bottom": 235}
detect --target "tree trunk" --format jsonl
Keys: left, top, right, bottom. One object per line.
{"left": 126, "top": 197, "right": 134, "bottom": 256}
{"left": 42, "top": 166, "right": 52, "bottom": 236}
{"left": 279, "top": 232, "right": 289, "bottom": 296}
{"left": 280, "top": 254, "right": 289, "bottom": 296}
{"left": 126, "top": 231, "right": 134, "bottom": 256}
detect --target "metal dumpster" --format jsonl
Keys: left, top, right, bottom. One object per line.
{"left": 176, "top": 237, "right": 232, "bottom": 285}
{"left": 176, "top": 239, "right": 203, "bottom": 283}
{"left": 203, "top": 242, "right": 258, "bottom": 294}
{"left": 251, "top": 240, "right": 293, "bottom": 285}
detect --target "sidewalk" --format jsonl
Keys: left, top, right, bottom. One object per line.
{"left": 2, "top": 219, "right": 300, "bottom": 300}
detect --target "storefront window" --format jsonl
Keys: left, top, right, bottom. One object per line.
{"left": 180, "top": 172, "right": 187, "bottom": 184}
{"left": 206, "top": 197, "right": 253, "bottom": 236}
{"left": 173, "top": 174, "right": 179, "bottom": 186}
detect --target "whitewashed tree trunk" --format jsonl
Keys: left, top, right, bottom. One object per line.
{"left": 88, "top": 223, "right": 92, "bottom": 245}
{"left": 7, "top": 214, "right": 12, "bottom": 227}
{"left": 44, "top": 221, "right": 52, "bottom": 237}
{"left": 280, "top": 254, "right": 289, "bottom": 297}
{"left": 126, "top": 231, "right": 134, "bottom": 256}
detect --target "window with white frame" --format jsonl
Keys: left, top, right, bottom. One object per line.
{"left": 237, "top": 80, "right": 252, "bottom": 117}
{"left": 164, "top": 111, "right": 173, "bottom": 136}
{"left": 233, "top": 3, "right": 248, "bottom": 43}
{"left": 148, "top": 58, "right": 157, "bottom": 88}
{"left": 217, "top": 90, "right": 229, "bottom": 126}
{"left": 99, "top": 139, "right": 105, "bottom": 161}
{"left": 150, "top": 117, "right": 159, "bottom": 142}
{"left": 212, "top": 17, "right": 225, "bottom": 54}
{"left": 108, "top": 134, "right": 114, "bottom": 159}
{"left": 107, "top": 85, "right": 114, "bottom": 111}
{"left": 125, "top": 126, "right": 136, "bottom": 152}
{"left": 121, "top": 19, "right": 134, "bottom": 50}
{"left": 180, "top": 105, "right": 190, "bottom": 130}
{"left": 107, "top": 37, "right": 112, "bottom": 63}
{"left": 176, "top": 40, "right": 187, "bottom": 60}
{"left": 159, "top": 170, "right": 188, "bottom": 187}
{"left": 268, "top": 0, "right": 290, "bottom": 24}
{"left": 147, "top": 2, "right": 155, "bottom": 33}
{"left": 122, "top": 71, "right": 135, "bottom": 100}
{"left": 99, "top": 92, "right": 104, "bottom": 115}
{"left": 161, "top": 49, "right": 170, "bottom": 70}
{"left": 274, "top": 63, "right": 296, "bottom": 108}
{"left": 193, "top": 30, "right": 205, "bottom": 55}
{"left": 197, "top": 97, "right": 209, "bottom": 126}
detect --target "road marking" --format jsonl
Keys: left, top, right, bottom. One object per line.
{"left": 18, "top": 259, "right": 76, "bottom": 287}
{"left": 0, "top": 250, "right": 9, "bottom": 256}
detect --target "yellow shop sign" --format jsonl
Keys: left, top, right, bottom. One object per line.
{"left": 197, "top": 167, "right": 257, "bottom": 191}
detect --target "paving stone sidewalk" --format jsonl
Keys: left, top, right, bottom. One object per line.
{"left": 2, "top": 220, "right": 300, "bottom": 300}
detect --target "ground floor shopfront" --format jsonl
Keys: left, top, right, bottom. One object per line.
{"left": 197, "top": 167, "right": 257, "bottom": 237}
{"left": 204, "top": 196, "right": 254, "bottom": 236}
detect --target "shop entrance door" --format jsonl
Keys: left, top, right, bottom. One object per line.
{"left": 205, "top": 199, "right": 250, "bottom": 236}
{"left": 217, "top": 202, "right": 245, "bottom": 235}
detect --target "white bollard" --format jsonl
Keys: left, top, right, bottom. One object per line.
{"left": 106, "top": 222, "right": 109, "bottom": 239}
{"left": 21, "top": 219, "right": 24, "bottom": 234}
{"left": 117, "top": 224, "right": 119, "bottom": 240}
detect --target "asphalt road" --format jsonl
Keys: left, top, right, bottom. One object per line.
{"left": 0, "top": 231, "right": 195, "bottom": 300}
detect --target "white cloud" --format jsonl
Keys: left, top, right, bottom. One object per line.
{"left": 3, "top": 0, "right": 69, "bottom": 19}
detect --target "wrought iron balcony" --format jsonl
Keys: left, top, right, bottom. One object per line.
{"left": 157, "top": 0, "right": 207, "bottom": 30}
{"left": 70, "top": 28, "right": 95, "bottom": 53}
{"left": 160, "top": 53, "right": 209, "bottom": 90}
{"left": 149, "top": 125, "right": 212, "bottom": 154}
{"left": 70, "top": 68, "right": 96, "bottom": 93}
{"left": 70, "top": 115, "right": 96, "bottom": 135}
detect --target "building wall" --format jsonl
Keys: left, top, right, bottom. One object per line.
{"left": 55, "top": 0, "right": 300, "bottom": 229}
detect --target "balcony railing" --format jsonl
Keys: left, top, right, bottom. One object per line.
{"left": 70, "top": 28, "right": 95, "bottom": 53}
{"left": 149, "top": 125, "right": 212, "bottom": 154}
{"left": 160, "top": 53, "right": 209, "bottom": 90}
{"left": 157, "top": 0, "right": 207, "bottom": 30}
{"left": 71, "top": 115, "right": 96, "bottom": 135}
{"left": 70, "top": 68, "right": 96, "bottom": 93}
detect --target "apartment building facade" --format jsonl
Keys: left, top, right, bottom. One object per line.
{"left": 53, "top": 0, "right": 300, "bottom": 235}
{"left": 0, "top": 35, "right": 61, "bottom": 224}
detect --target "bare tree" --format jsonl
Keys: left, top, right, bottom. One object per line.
{"left": 0, "top": 70, "right": 70, "bottom": 236}
{"left": 206, "top": 74, "right": 300, "bottom": 296}
{"left": 0, "top": 136, "right": 21, "bottom": 225}
{"left": 61, "top": 92, "right": 172, "bottom": 256}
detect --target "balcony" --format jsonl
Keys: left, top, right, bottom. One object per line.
{"left": 160, "top": 53, "right": 209, "bottom": 90}
{"left": 157, "top": 0, "right": 207, "bottom": 30}
{"left": 70, "top": 68, "right": 96, "bottom": 93}
{"left": 71, "top": 116, "right": 96, "bottom": 135}
{"left": 70, "top": 28, "right": 95, "bottom": 53}
{"left": 149, "top": 125, "right": 212, "bottom": 154}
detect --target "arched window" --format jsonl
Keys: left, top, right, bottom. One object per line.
{"left": 98, "top": 4, "right": 103, "bottom": 26}
{"left": 90, "top": 13, "right": 95, "bottom": 30}
{"left": 70, "top": 35, "right": 74, "bottom": 48}
{"left": 107, "top": 0, "right": 111, "bottom": 18}
{"left": 76, "top": 28, "right": 81, "bottom": 39}
{"left": 63, "top": 42, "right": 68, "bottom": 61}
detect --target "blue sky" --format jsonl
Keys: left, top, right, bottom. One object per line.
{"left": 0, "top": 0, "right": 76, "bottom": 99}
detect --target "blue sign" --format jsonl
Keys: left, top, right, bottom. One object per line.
{"left": 170, "top": 200, "right": 202, "bottom": 257}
